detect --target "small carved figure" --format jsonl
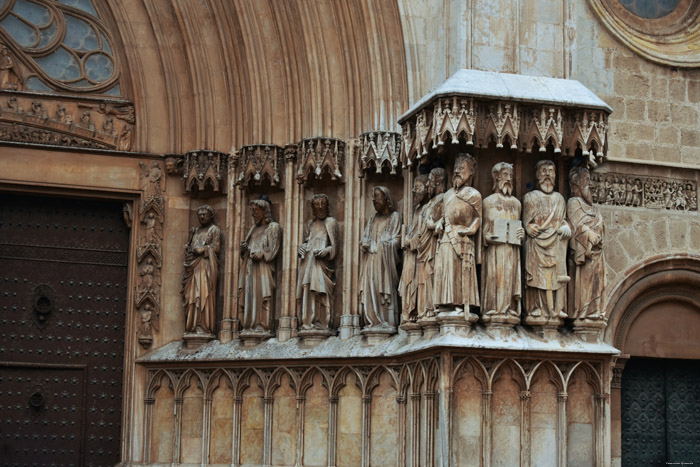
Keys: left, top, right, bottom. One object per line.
{"left": 624, "top": 177, "right": 634, "bottom": 206}
{"left": 0, "top": 46, "right": 19, "bottom": 90}
{"left": 138, "top": 257, "right": 155, "bottom": 297}
{"left": 297, "top": 194, "right": 339, "bottom": 331}
{"left": 359, "top": 186, "right": 402, "bottom": 330}
{"left": 164, "top": 157, "right": 181, "bottom": 175}
{"left": 420, "top": 168, "right": 448, "bottom": 319}
{"left": 481, "top": 162, "right": 524, "bottom": 324}
{"left": 567, "top": 167, "right": 606, "bottom": 322}
{"left": 523, "top": 160, "right": 570, "bottom": 325}
{"left": 55, "top": 105, "right": 67, "bottom": 123}
{"left": 399, "top": 174, "right": 429, "bottom": 323}
{"left": 632, "top": 179, "right": 643, "bottom": 207}
{"left": 433, "top": 154, "right": 482, "bottom": 316}
{"left": 182, "top": 205, "right": 221, "bottom": 335}
{"left": 239, "top": 197, "right": 281, "bottom": 332}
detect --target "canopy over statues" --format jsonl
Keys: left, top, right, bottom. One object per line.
{"left": 433, "top": 154, "right": 482, "bottom": 321}
{"left": 297, "top": 194, "right": 339, "bottom": 334}
{"left": 239, "top": 196, "right": 282, "bottom": 335}
{"left": 359, "top": 186, "right": 402, "bottom": 333}
{"left": 568, "top": 167, "right": 607, "bottom": 325}
{"left": 481, "top": 162, "right": 524, "bottom": 326}
{"left": 182, "top": 205, "right": 221, "bottom": 338}
{"left": 523, "top": 160, "right": 571, "bottom": 327}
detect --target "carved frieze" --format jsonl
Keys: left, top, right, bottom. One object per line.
{"left": 233, "top": 144, "right": 284, "bottom": 188}
{"left": 296, "top": 137, "right": 345, "bottom": 183}
{"left": 359, "top": 131, "right": 401, "bottom": 175}
{"left": 0, "top": 94, "right": 135, "bottom": 150}
{"left": 136, "top": 162, "right": 165, "bottom": 348}
{"left": 590, "top": 172, "right": 697, "bottom": 212}
{"left": 182, "top": 150, "right": 229, "bottom": 194}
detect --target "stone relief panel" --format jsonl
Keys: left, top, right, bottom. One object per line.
{"left": 590, "top": 172, "right": 697, "bottom": 212}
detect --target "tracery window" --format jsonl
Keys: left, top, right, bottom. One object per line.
{"left": 0, "top": 0, "right": 122, "bottom": 96}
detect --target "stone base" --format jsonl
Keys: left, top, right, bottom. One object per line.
{"left": 277, "top": 316, "right": 295, "bottom": 342}
{"left": 298, "top": 328, "right": 333, "bottom": 345}
{"left": 419, "top": 316, "right": 440, "bottom": 339}
{"left": 361, "top": 326, "right": 396, "bottom": 344}
{"left": 400, "top": 321, "right": 423, "bottom": 343}
{"left": 182, "top": 331, "right": 215, "bottom": 349}
{"left": 352, "top": 314, "right": 362, "bottom": 336}
{"left": 481, "top": 311, "right": 521, "bottom": 326}
{"left": 437, "top": 309, "right": 478, "bottom": 335}
{"left": 239, "top": 329, "right": 274, "bottom": 347}
{"left": 523, "top": 317, "right": 562, "bottom": 340}
{"left": 484, "top": 319, "right": 520, "bottom": 339}
{"left": 339, "top": 314, "right": 354, "bottom": 340}
{"left": 572, "top": 319, "right": 607, "bottom": 343}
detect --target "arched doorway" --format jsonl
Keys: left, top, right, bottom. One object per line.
{"left": 606, "top": 257, "right": 700, "bottom": 466}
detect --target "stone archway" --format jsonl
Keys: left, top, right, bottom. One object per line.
{"left": 605, "top": 256, "right": 700, "bottom": 466}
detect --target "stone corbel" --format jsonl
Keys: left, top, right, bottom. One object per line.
{"left": 523, "top": 106, "right": 563, "bottom": 153}
{"left": 135, "top": 162, "right": 164, "bottom": 348}
{"left": 296, "top": 137, "right": 345, "bottom": 183}
{"left": 234, "top": 144, "right": 284, "bottom": 188}
{"left": 182, "top": 149, "right": 228, "bottom": 194}
{"left": 358, "top": 131, "right": 401, "bottom": 176}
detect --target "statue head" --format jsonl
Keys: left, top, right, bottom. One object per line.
{"left": 372, "top": 186, "right": 395, "bottom": 215}
{"left": 491, "top": 162, "right": 514, "bottom": 196}
{"left": 164, "top": 157, "right": 180, "bottom": 175}
{"left": 569, "top": 167, "right": 593, "bottom": 204}
{"left": 250, "top": 197, "right": 273, "bottom": 225}
{"left": 453, "top": 154, "right": 476, "bottom": 189}
{"left": 197, "top": 205, "right": 215, "bottom": 226}
{"left": 428, "top": 167, "right": 447, "bottom": 197}
{"left": 412, "top": 175, "right": 429, "bottom": 207}
{"left": 311, "top": 194, "right": 330, "bottom": 220}
{"left": 535, "top": 160, "right": 556, "bottom": 194}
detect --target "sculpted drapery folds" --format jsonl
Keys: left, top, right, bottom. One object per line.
{"left": 182, "top": 205, "right": 221, "bottom": 335}
{"left": 239, "top": 197, "right": 282, "bottom": 332}
{"left": 481, "top": 162, "right": 524, "bottom": 324}
{"left": 297, "top": 194, "right": 339, "bottom": 331}
{"left": 433, "top": 154, "right": 482, "bottom": 315}
{"left": 568, "top": 167, "right": 607, "bottom": 322}
{"left": 399, "top": 175, "right": 429, "bottom": 323}
{"left": 523, "top": 160, "right": 571, "bottom": 325}
{"left": 359, "top": 186, "right": 402, "bottom": 330}
{"left": 421, "top": 167, "right": 448, "bottom": 319}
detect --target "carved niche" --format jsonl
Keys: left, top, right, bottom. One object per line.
{"left": 135, "top": 162, "right": 165, "bottom": 348}
{"left": 358, "top": 131, "right": 402, "bottom": 175}
{"left": 233, "top": 144, "right": 284, "bottom": 188}
{"left": 182, "top": 150, "right": 229, "bottom": 194}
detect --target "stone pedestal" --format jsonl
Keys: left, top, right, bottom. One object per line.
{"left": 437, "top": 309, "right": 477, "bottom": 335}
{"left": 573, "top": 320, "right": 606, "bottom": 343}
{"left": 352, "top": 314, "right": 362, "bottom": 336}
{"left": 277, "top": 316, "right": 295, "bottom": 342}
{"left": 240, "top": 329, "right": 273, "bottom": 347}
{"left": 400, "top": 321, "right": 423, "bottom": 343}
{"left": 420, "top": 316, "right": 440, "bottom": 339}
{"left": 339, "top": 314, "right": 354, "bottom": 340}
{"left": 183, "top": 332, "right": 215, "bottom": 349}
{"left": 219, "top": 318, "right": 237, "bottom": 344}
{"left": 361, "top": 326, "right": 395, "bottom": 345}
{"left": 298, "top": 328, "right": 333, "bottom": 345}
{"left": 526, "top": 321, "right": 561, "bottom": 340}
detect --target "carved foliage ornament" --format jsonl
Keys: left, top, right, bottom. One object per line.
{"left": 183, "top": 150, "right": 229, "bottom": 194}
{"left": 296, "top": 137, "right": 344, "bottom": 183}
{"left": 135, "top": 162, "right": 164, "bottom": 348}
{"left": 233, "top": 144, "right": 284, "bottom": 189}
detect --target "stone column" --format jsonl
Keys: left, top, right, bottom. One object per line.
{"left": 263, "top": 396, "right": 274, "bottom": 466}
{"left": 143, "top": 397, "right": 154, "bottom": 462}
{"left": 482, "top": 390, "right": 493, "bottom": 467}
{"left": 361, "top": 395, "right": 372, "bottom": 466}
{"left": 233, "top": 396, "right": 243, "bottom": 465}
{"left": 328, "top": 395, "right": 339, "bottom": 467}
{"left": 220, "top": 154, "right": 239, "bottom": 343}
{"left": 520, "top": 390, "right": 532, "bottom": 467}
{"left": 278, "top": 149, "right": 297, "bottom": 342}
{"left": 202, "top": 395, "right": 212, "bottom": 463}
{"left": 173, "top": 396, "right": 183, "bottom": 464}
{"left": 296, "top": 395, "right": 306, "bottom": 467}
{"left": 557, "top": 392, "right": 568, "bottom": 467}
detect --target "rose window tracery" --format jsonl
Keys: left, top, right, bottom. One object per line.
{"left": 0, "top": 0, "right": 122, "bottom": 96}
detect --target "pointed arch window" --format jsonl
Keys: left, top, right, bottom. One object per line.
{"left": 0, "top": 0, "right": 122, "bottom": 96}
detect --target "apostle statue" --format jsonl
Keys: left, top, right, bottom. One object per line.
{"left": 421, "top": 167, "right": 448, "bottom": 319}
{"left": 239, "top": 196, "right": 282, "bottom": 333}
{"left": 433, "top": 154, "right": 482, "bottom": 318}
{"left": 359, "top": 186, "right": 402, "bottom": 331}
{"left": 523, "top": 160, "right": 570, "bottom": 326}
{"left": 567, "top": 167, "right": 606, "bottom": 322}
{"left": 297, "top": 194, "right": 339, "bottom": 332}
{"left": 399, "top": 174, "right": 429, "bottom": 323}
{"left": 182, "top": 205, "right": 221, "bottom": 336}
{"left": 481, "top": 162, "right": 524, "bottom": 325}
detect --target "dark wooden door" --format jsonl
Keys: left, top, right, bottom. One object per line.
{"left": 0, "top": 193, "right": 129, "bottom": 466}
{"left": 622, "top": 358, "right": 700, "bottom": 466}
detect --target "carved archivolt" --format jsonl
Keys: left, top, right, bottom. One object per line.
{"left": 296, "top": 137, "right": 345, "bottom": 183}
{"left": 182, "top": 150, "right": 229, "bottom": 194}
{"left": 135, "top": 162, "right": 164, "bottom": 348}
{"left": 359, "top": 131, "right": 402, "bottom": 175}
{"left": 233, "top": 144, "right": 284, "bottom": 188}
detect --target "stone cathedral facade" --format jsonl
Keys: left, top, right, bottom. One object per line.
{"left": 0, "top": 1, "right": 698, "bottom": 466}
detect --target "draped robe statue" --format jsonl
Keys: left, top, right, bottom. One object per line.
{"left": 567, "top": 167, "right": 606, "bottom": 322}
{"left": 182, "top": 205, "right": 221, "bottom": 335}
{"left": 297, "top": 194, "right": 339, "bottom": 331}
{"left": 239, "top": 198, "right": 281, "bottom": 332}
{"left": 523, "top": 160, "right": 571, "bottom": 325}
{"left": 481, "top": 163, "right": 524, "bottom": 325}
{"left": 419, "top": 168, "right": 448, "bottom": 319}
{"left": 359, "top": 186, "right": 402, "bottom": 330}
{"left": 399, "top": 175, "right": 429, "bottom": 323}
{"left": 433, "top": 155, "right": 481, "bottom": 316}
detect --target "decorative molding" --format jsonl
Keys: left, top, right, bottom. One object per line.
{"left": 233, "top": 144, "right": 284, "bottom": 189}
{"left": 135, "top": 162, "right": 164, "bottom": 348}
{"left": 182, "top": 150, "right": 229, "bottom": 194}
{"left": 591, "top": 172, "right": 697, "bottom": 212}
{"left": 0, "top": 93, "right": 134, "bottom": 150}
{"left": 358, "top": 131, "right": 401, "bottom": 175}
{"left": 296, "top": 137, "right": 345, "bottom": 183}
